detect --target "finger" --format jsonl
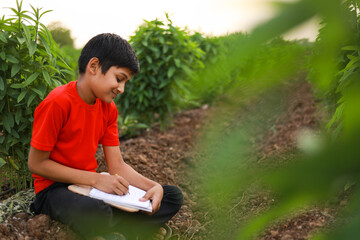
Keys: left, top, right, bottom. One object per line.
{"left": 139, "top": 192, "right": 151, "bottom": 202}
{"left": 116, "top": 183, "right": 129, "bottom": 195}
{"left": 152, "top": 199, "right": 161, "bottom": 212}
{"left": 113, "top": 186, "right": 127, "bottom": 196}
{"left": 115, "top": 175, "right": 130, "bottom": 188}
{"left": 117, "top": 182, "right": 129, "bottom": 194}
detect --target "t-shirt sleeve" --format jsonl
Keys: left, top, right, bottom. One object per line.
{"left": 100, "top": 102, "right": 120, "bottom": 146}
{"left": 31, "top": 100, "right": 67, "bottom": 151}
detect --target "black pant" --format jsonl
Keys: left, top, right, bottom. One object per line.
{"left": 30, "top": 182, "right": 183, "bottom": 239}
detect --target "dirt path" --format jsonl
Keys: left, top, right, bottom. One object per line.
{"left": 0, "top": 77, "right": 338, "bottom": 240}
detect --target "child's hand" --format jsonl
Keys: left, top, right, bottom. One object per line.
{"left": 139, "top": 184, "right": 163, "bottom": 214}
{"left": 94, "top": 173, "right": 129, "bottom": 195}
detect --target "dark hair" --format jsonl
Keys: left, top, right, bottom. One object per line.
{"left": 78, "top": 33, "right": 140, "bottom": 75}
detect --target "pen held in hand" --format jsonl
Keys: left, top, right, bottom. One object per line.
{"left": 115, "top": 173, "right": 130, "bottom": 195}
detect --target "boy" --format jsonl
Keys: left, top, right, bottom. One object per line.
{"left": 28, "top": 33, "right": 183, "bottom": 239}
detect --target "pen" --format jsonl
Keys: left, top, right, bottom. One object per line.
{"left": 115, "top": 174, "right": 130, "bottom": 195}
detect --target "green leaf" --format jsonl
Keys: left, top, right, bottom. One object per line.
{"left": 124, "top": 98, "right": 129, "bottom": 109}
{"left": 38, "top": 84, "right": 46, "bottom": 97}
{"left": 0, "top": 51, "right": 5, "bottom": 60}
{"left": 29, "top": 41, "right": 37, "bottom": 57}
{"left": 149, "top": 75, "right": 157, "bottom": 84}
{"left": 9, "top": 158, "right": 19, "bottom": 171}
{"left": 42, "top": 70, "right": 51, "bottom": 85}
{"left": 17, "top": 90, "right": 27, "bottom": 103}
{"left": 11, "top": 129, "right": 20, "bottom": 139}
{"left": 18, "top": 123, "right": 28, "bottom": 132}
{"left": 60, "top": 69, "right": 74, "bottom": 76}
{"left": 156, "top": 91, "right": 166, "bottom": 101}
{"left": 0, "top": 158, "right": 6, "bottom": 168}
{"left": 15, "top": 109, "right": 22, "bottom": 125}
{"left": 342, "top": 45, "right": 360, "bottom": 51}
{"left": 0, "top": 33, "right": 7, "bottom": 43}
{"left": 24, "top": 72, "right": 40, "bottom": 86}
{"left": 174, "top": 59, "right": 181, "bottom": 67}
{"left": 1, "top": 62, "right": 8, "bottom": 71}
{"left": 145, "top": 55, "right": 152, "bottom": 64}
{"left": 167, "top": 66, "right": 176, "bottom": 78}
{"left": 3, "top": 115, "right": 12, "bottom": 133}
{"left": 159, "top": 80, "right": 168, "bottom": 89}
{"left": 27, "top": 92, "right": 37, "bottom": 107}
{"left": 0, "top": 76, "right": 4, "bottom": 91}
{"left": 149, "top": 46, "right": 160, "bottom": 58}
{"left": 39, "top": 34, "right": 52, "bottom": 58}
{"left": 181, "top": 65, "right": 192, "bottom": 76}
{"left": 9, "top": 138, "right": 20, "bottom": 147}
{"left": 7, "top": 113, "right": 14, "bottom": 128}
{"left": 10, "top": 83, "right": 24, "bottom": 89}
{"left": 31, "top": 87, "right": 43, "bottom": 97}
{"left": 159, "top": 36, "right": 165, "bottom": 44}
{"left": 142, "top": 40, "right": 148, "bottom": 47}
{"left": 22, "top": 23, "right": 31, "bottom": 44}
{"left": 40, "top": 9, "right": 53, "bottom": 18}
{"left": 11, "top": 64, "right": 21, "bottom": 77}
{"left": 0, "top": 101, "right": 5, "bottom": 112}
{"left": 6, "top": 55, "right": 19, "bottom": 63}
{"left": 163, "top": 45, "right": 169, "bottom": 54}
{"left": 174, "top": 77, "right": 186, "bottom": 90}
{"left": 17, "top": 37, "right": 26, "bottom": 45}
{"left": 15, "top": 148, "right": 24, "bottom": 160}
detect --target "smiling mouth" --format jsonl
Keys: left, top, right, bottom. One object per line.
{"left": 112, "top": 91, "right": 117, "bottom": 98}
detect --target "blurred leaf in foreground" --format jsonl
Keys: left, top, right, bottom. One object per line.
{"left": 193, "top": 0, "right": 360, "bottom": 239}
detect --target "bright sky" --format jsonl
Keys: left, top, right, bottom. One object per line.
{"left": 0, "top": 0, "right": 319, "bottom": 48}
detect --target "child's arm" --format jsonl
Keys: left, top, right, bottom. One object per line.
{"left": 28, "top": 146, "right": 130, "bottom": 195}
{"left": 103, "top": 145, "right": 164, "bottom": 214}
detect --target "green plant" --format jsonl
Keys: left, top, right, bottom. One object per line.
{"left": 240, "top": 37, "right": 309, "bottom": 83}
{"left": 60, "top": 45, "right": 81, "bottom": 81}
{"left": 190, "top": 32, "right": 223, "bottom": 65}
{"left": 116, "top": 13, "right": 205, "bottom": 126}
{"left": 308, "top": 0, "right": 360, "bottom": 138}
{"left": 0, "top": 0, "right": 73, "bottom": 191}
{"left": 185, "top": 32, "right": 227, "bottom": 105}
{"left": 117, "top": 114, "right": 148, "bottom": 140}
{"left": 188, "top": 33, "right": 309, "bottom": 106}
{"left": 47, "top": 21, "right": 80, "bottom": 81}
{"left": 47, "top": 21, "right": 74, "bottom": 47}
{"left": 189, "top": 0, "right": 360, "bottom": 239}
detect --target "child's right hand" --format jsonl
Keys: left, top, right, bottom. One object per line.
{"left": 93, "top": 173, "right": 129, "bottom": 195}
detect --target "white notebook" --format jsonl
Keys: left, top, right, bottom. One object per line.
{"left": 89, "top": 185, "right": 153, "bottom": 212}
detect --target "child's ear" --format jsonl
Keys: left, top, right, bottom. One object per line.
{"left": 87, "top": 57, "right": 100, "bottom": 74}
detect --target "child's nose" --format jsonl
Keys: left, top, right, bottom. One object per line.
{"left": 117, "top": 82, "right": 125, "bottom": 94}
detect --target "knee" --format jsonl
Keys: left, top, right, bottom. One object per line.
{"left": 163, "top": 185, "right": 183, "bottom": 206}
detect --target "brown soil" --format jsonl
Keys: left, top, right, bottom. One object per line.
{"left": 0, "top": 78, "right": 342, "bottom": 240}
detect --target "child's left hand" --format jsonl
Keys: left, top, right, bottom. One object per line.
{"left": 139, "top": 184, "right": 163, "bottom": 214}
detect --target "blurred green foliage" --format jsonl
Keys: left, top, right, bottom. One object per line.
{"left": 0, "top": 0, "right": 72, "bottom": 191}
{"left": 190, "top": 34, "right": 310, "bottom": 106}
{"left": 308, "top": 0, "right": 360, "bottom": 138}
{"left": 47, "top": 21, "right": 74, "bottom": 47}
{"left": 117, "top": 114, "right": 148, "bottom": 140}
{"left": 47, "top": 21, "right": 80, "bottom": 81}
{"left": 116, "top": 13, "right": 205, "bottom": 127}
{"left": 192, "top": 0, "right": 360, "bottom": 239}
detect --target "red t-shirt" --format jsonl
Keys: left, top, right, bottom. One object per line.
{"left": 31, "top": 81, "right": 120, "bottom": 194}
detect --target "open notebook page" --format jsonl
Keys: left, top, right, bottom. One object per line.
{"left": 89, "top": 185, "right": 152, "bottom": 212}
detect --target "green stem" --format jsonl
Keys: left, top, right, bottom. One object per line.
{"left": 7, "top": 96, "right": 10, "bottom": 112}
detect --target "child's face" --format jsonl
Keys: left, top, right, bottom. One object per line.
{"left": 92, "top": 66, "right": 132, "bottom": 103}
